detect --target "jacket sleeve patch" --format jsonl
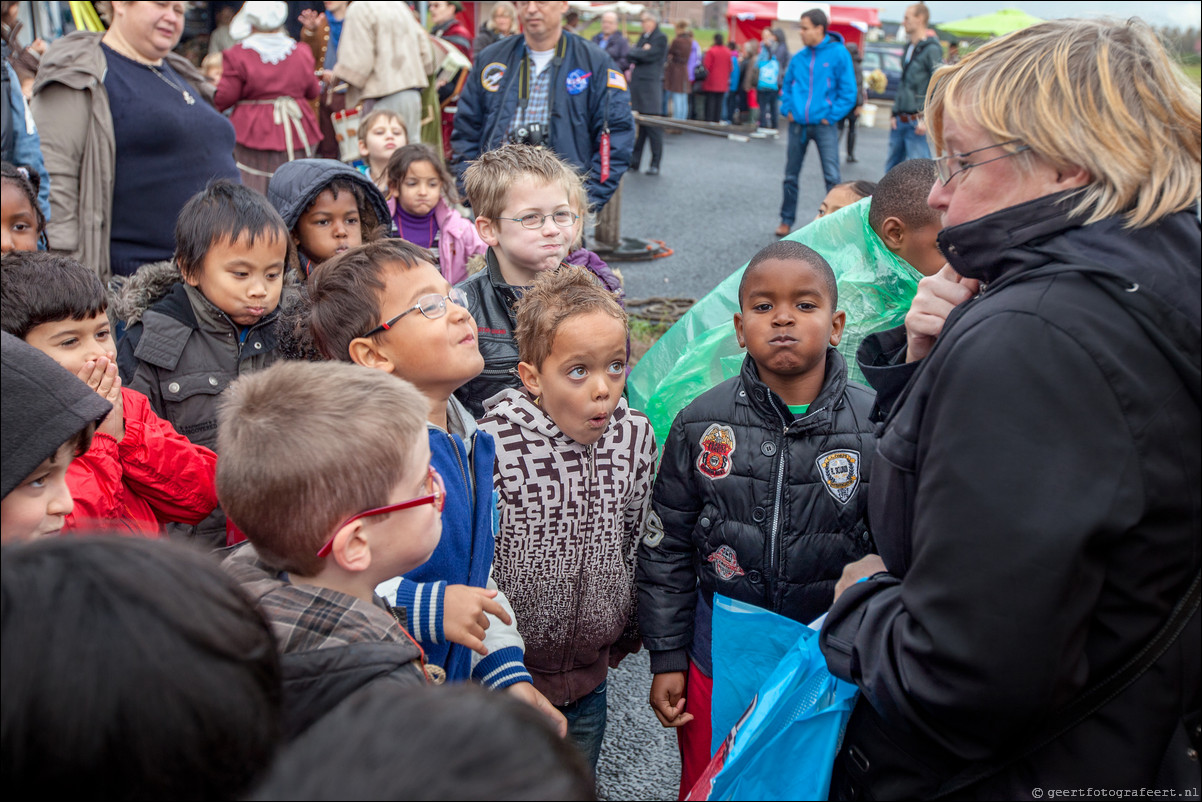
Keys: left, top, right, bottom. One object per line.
{"left": 697, "top": 423, "right": 736, "bottom": 480}
{"left": 566, "top": 69, "right": 591, "bottom": 94}
{"left": 481, "top": 62, "right": 507, "bottom": 92}
{"left": 815, "top": 449, "right": 861, "bottom": 504}
{"left": 607, "top": 68, "right": 628, "bottom": 90}
{"left": 643, "top": 510, "right": 665, "bottom": 547}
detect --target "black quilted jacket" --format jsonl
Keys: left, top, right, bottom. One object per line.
{"left": 637, "top": 348, "right": 876, "bottom": 675}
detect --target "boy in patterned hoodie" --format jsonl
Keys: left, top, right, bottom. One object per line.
{"left": 477, "top": 266, "right": 657, "bottom": 772}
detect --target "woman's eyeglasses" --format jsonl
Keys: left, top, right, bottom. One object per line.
{"left": 497, "top": 211, "right": 580, "bottom": 229}
{"left": 934, "top": 139, "right": 1030, "bottom": 185}
{"left": 362, "top": 288, "right": 468, "bottom": 338}
{"left": 316, "top": 466, "right": 445, "bottom": 558}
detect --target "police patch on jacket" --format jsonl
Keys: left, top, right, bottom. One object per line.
{"left": 643, "top": 510, "right": 665, "bottom": 548}
{"left": 815, "top": 449, "right": 860, "bottom": 504}
{"left": 481, "top": 62, "right": 507, "bottom": 92}
{"left": 697, "top": 423, "right": 736, "bottom": 480}
{"left": 707, "top": 545, "right": 745, "bottom": 581}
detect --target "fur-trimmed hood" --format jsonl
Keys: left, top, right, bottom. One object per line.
{"left": 111, "top": 259, "right": 306, "bottom": 327}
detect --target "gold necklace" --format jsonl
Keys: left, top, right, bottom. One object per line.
{"left": 146, "top": 63, "right": 196, "bottom": 105}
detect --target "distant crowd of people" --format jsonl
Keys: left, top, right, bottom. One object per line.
{"left": 1, "top": 2, "right": 1199, "bottom": 801}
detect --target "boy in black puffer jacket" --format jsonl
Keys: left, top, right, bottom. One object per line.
{"left": 637, "top": 240, "right": 877, "bottom": 797}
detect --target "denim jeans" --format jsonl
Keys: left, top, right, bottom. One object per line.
{"left": 758, "top": 89, "right": 779, "bottom": 129}
{"left": 722, "top": 90, "right": 739, "bottom": 122}
{"left": 885, "top": 117, "right": 932, "bottom": 172}
{"left": 558, "top": 679, "right": 608, "bottom": 773}
{"left": 668, "top": 91, "right": 689, "bottom": 121}
{"left": 779, "top": 121, "right": 841, "bottom": 226}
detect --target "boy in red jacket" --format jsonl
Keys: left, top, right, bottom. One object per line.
{"left": 1, "top": 252, "right": 218, "bottom": 535}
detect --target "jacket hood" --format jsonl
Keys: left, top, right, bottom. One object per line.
{"left": 32, "top": 31, "right": 105, "bottom": 93}
{"left": 111, "top": 260, "right": 182, "bottom": 325}
{"left": 112, "top": 259, "right": 306, "bottom": 335}
{"left": 939, "top": 193, "right": 1202, "bottom": 327}
{"left": 34, "top": 30, "right": 214, "bottom": 101}
{"left": 267, "top": 158, "right": 390, "bottom": 232}
{"left": 222, "top": 544, "right": 424, "bottom": 739}
{"left": 1, "top": 332, "right": 113, "bottom": 499}
{"left": 816, "top": 31, "right": 847, "bottom": 50}
{"left": 481, "top": 386, "right": 633, "bottom": 448}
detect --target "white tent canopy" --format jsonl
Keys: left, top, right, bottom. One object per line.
{"left": 567, "top": 2, "right": 648, "bottom": 17}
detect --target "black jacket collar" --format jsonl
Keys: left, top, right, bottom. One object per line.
{"left": 937, "top": 190, "right": 1084, "bottom": 285}
{"left": 738, "top": 347, "right": 848, "bottom": 431}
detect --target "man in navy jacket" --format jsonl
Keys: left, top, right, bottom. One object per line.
{"left": 451, "top": 1, "right": 633, "bottom": 213}
{"left": 774, "top": 8, "right": 857, "bottom": 236}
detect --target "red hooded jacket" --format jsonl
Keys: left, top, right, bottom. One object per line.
{"left": 64, "top": 387, "right": 218, "bottom": 535}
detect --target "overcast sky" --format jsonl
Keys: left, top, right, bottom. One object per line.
{"left": 829, "top": 1, "right": 1201, "bottom": 29}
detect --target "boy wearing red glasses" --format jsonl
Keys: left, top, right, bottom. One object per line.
{"left": 217, "top": 360, "right": 434, "bottom": 739}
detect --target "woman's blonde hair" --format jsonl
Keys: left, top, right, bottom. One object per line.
{"left": 491, "top": 1, "right": 516, "bottom": 27}
{"left": 926, "top": 17, "right": 1201, "bottom": 229}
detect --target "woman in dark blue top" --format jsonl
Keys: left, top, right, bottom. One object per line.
{"left": 32, "top": 0, "right": 239, "bottom": 281}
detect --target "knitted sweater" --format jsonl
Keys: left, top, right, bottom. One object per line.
{"left": 478, "top": 389, "right": 657, "bottom": 705}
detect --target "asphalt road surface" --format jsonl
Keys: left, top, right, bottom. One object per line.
{"left": 600, "top": 112, "right": 895, "bottom": 306}
{"left": 592, "top": 112, "right": 894, "bottom": 802}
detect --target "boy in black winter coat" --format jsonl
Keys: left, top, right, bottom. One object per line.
{"left": 637, "top": 240, "right": 877, "bottom": 797}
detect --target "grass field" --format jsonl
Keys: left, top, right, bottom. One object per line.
{"left": 1180, "top": 62, "right": 1202, "bottom": 86}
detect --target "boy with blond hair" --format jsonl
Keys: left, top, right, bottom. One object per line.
{"left": 306, "top": 238, "right": 566, "bottom": 734}
{"left": 218, "top": 360, "right": 431, "bottom": 738}
{"left": 455, "top": 143, "right": 622, "bottom": 417}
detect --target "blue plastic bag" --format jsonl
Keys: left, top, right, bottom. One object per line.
{"left": 690, "top": 596, "right": 858, "bottom": 802}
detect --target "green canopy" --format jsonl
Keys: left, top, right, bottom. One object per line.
{"left": 936, "top": 8, "right": 1043, "bottom": 39}
{"left": 627, "top": 198, "right": 922, "bottom": 445}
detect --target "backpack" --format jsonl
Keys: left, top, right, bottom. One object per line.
{"left": 757, "top": 54, "right": 780, "bottom": 91}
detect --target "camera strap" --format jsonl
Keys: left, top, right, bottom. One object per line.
{"left": 516, "top": 35, "right": 568, "bottom": 130}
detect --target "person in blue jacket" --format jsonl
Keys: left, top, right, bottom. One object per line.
{"left": 774, "top": 8, "right": 857, "bottom": 237}
{"left": 2, "top": 56, "right": 49, "bottom": 223}
{"left": 450, "top": 0, "right": 633, "bottom": 213}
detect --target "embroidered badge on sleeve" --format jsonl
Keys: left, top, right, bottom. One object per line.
{"left": 566, "top": 69, "right": 591, "bottom": 95}
{"left": 643, "top": 510, "right": 665, "bottom": 547}
{"left": 607, "top": 68, "right": 628, "bottom": 90}
{"left": 482, "top": 62, "right": 507, "bottom": 92}
{"left": 815, "top": 450, "right": 861, "bottom": 504}
{"left": 697, "top": 424, "right": 736, "bottom": 480}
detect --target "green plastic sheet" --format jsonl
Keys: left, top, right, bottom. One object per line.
{"left": 628, "top": 198, "right": 923, "bottom": 444}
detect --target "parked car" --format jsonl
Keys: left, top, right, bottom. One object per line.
{"left": 862, "top": 44, "right": 904, "bottom": 101}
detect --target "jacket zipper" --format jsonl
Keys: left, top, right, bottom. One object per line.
{"left": 766, "top": 400, "right": 829, "bottom": 608}
{"left": 463, "top": 432, "right": 477, "bottom": 581}
{"left": 804, "top": 49, "right": 816, "bottom": 123}
{"left": 767, "top": 397, "right": 792, "bottom": 607}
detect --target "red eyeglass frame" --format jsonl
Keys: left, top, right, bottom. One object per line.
{"left": 316, "top": 466, "right": 445, "bottom": 558}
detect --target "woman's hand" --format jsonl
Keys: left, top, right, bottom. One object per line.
{"left": 833, "top": 554, "right": 886, "bottom": 603}
{"left": 905, "top": 263, "right": 981, "bottom": 362}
